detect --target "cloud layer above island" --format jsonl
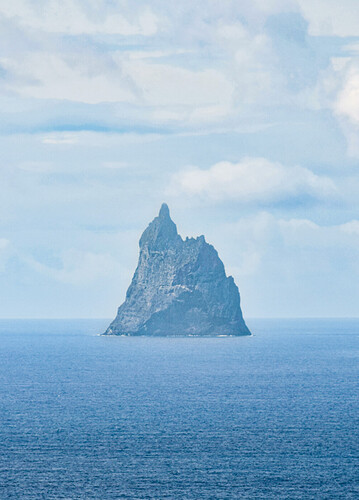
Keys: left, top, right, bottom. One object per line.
{"left": 169, "top": 158, "right": 337, "bottom": 204}
{"left": 0, "top": 0, "right": 358, "bottom": 318}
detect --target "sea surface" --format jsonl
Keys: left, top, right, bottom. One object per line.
{"left": 0, "top": 319, "right": 358, "bottom": 499}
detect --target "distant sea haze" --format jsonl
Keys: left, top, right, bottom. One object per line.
{"left": 0, "top": 318, "right": 358, "bottom": 498}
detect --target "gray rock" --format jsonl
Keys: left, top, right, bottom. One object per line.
{"left": 103, "top": 204, "right": 250, "bottom": 336}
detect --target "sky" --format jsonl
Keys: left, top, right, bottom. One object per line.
{"left": 0, "top": 0, "right": 359, "bottom": 319}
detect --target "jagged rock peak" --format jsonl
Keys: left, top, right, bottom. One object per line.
{"left": 104, "top": 204, "right": 251, "bottom": 337}
{"left": 139, "top": 202, "right": 181, "bottom": 250}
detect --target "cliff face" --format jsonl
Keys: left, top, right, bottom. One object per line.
{"left": 103, "top": 204, "right": 250, "bottom": 336}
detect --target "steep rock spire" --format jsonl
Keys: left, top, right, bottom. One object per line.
{"left": 139, "top": 203, "right": 181, "bottom": 250}
{"left": 159, "top": 202, "right": 170, "bottom": 218}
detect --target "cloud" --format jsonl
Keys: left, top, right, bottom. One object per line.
{"left": 0, "top": 0, "right": 158, "bottom": 36}
{"left": 225, "top": 212, "right": 359, "bottom": 263}
{"left": 0, "top": 1, "right": 326, "bottom": 131}
{"left": 1, "top": 52, "right": 137, "bottom": 105}
{"left": 0, "top": 238, "right": 11, "bottom": 272}
{"left": 209, "top": 212, "right": 359, "bottom": 317}
{"left": 278, "top": 217, "right": 359, "bottom": 248}
{"left": 1, "top": 50, "right": 234, "bottom": 125}
{"left": 211, "top": 212, "right": 359, "bottom": 317}
{"left": 42, "top": 134, "right": 78, "bottom": 145}
{"left": 25, "top": 249, "right": 126, "bottom": 285}
{"left": 340, "top": 220, "right": 359, "bottom": 235}
{"left": 215, "top": 22, "right": 283, "bottom": 107}
{"left": 18, "top": 161, "right": 54, "bottom": 172}
{"left": 124, "top": 60, "right": 234, "bottom": 109}
{"left": 102, "top": 161, "right": 129, "bottom": 169}
{"left": 324, "top": 55, "right": 359, "bottom": 156}
{"left": 334, "top": 61, "right": 359, "bottom": 124}
{"left": 169, "top": 158, "right": 337, "bottom": 204}
{"left": 202, "top": 210, "right": 359, "bottom": 317}
{"left": 297, "top": 0, "right": 359, "bottom": 37}
{"left": 0, "top": 239, "right": 9, "bottom": 250}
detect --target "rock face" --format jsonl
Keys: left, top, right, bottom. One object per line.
{"left": 103, "top": 204, "right": 250, "bottom": 336}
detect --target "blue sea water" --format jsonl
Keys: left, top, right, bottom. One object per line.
{"left": 0, "top": 319, "right": 358, "bottom": 499}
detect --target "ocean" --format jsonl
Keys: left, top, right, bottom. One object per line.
{"left": 0, "top": 319, "right": 358, "bottom": 499}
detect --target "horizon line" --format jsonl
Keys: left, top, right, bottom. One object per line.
{"left": 0, "top": 317, "right": 358, "bottom": 321}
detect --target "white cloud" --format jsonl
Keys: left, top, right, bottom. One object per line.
{"left": 196, "top": 212, "right": 359, "bottom": 316}
{"left": 42, "top": 134, "right": 78, "bottom": 145}
{"left": 297, "top": 0, "right": 359, "bottom": 37}
{"left": 232, "top": 213, "right": 359, "bottom": 253}
{"left": 169, "top": 158, "right": 337, "bottom": 204}
{"left": 0, "top": 0, "right": 337, "bottom": 133}
{"left": 213, "top": 212, "right": 359, "bottom": 282}
{"left": 1, "top": 52, "right": 137, "bottom": 104}
{"left": 278, "top": 217, "right": 359, "bottom": 247}
{"left": 0, "top": 0, "right": 158, "bottom": 36}
{"left": 340, "top": 220, "right": 359, "bottom": 235}
{"left": 0, "top": 238, "right": 10, "bottom": 272}
{"left": 325, "top": 56, "right": 359, "bottom": 156}
{"left": 26, "top": 250, "right": 125, "bottom": 285}
{"left": 335, "top": 62, "right": 359, "bottom": 124}
{"left": 124, "top": 60, "right": 234, "bottom": 109}
{"left": 0, "top": 1, "right": 307, "bottom": 129}
{"left": 18, "top": 161, "right": 54, "bottom": 172}
{"left": 216, "top": 23, "right": 283, "bottom": 107}
{"left": 0, "top": 238, "right": 9, "bottom": 250}
{"left": 1, "top": 51, "right": 234, "bottom": 122}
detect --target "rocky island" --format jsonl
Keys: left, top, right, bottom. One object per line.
{"left": 103, "top": 204, "right": 250, "bottom": 336}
